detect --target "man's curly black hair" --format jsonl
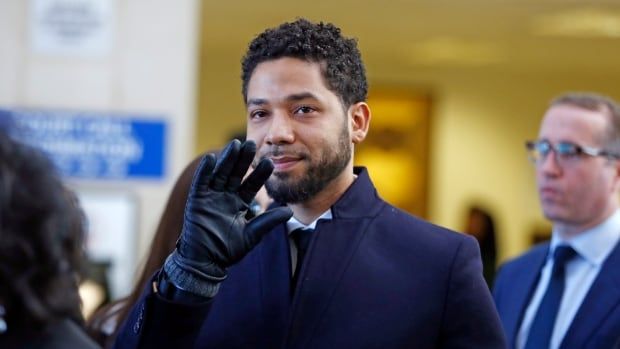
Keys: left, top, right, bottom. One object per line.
{"left": 0, "top": 132, "right": 86, "bottom": 332}
{"left": 241, "top": 18, "right": 368, "bottom": 108}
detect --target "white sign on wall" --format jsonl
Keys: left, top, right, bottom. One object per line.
{"left": 30, "top": 0, "right": 114, "bottom": 56}
{"left": 77, "top": 190, "right": 137, "bottom": 300}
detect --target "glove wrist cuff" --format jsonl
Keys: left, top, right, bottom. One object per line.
{"left": 163, "top": 253, "right": 226, "bottom": 298}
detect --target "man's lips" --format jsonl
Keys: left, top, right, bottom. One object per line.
{"left": 539, "top": 186, "right": 560, "bottom": 199}
{"left": 269, "top": 156, "right": 302, "bottom": 171}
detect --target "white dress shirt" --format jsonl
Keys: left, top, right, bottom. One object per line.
{"left": 286, "top": 209, "right": 332, "bottom": 275}
{"left": 517, "top": 210, "right": 620, "bottom": 349}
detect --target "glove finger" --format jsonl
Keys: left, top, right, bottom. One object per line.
{"left": 211, "top": 139, "right": 242, "bottom": 191}
{"left": 225, "top": 140, "right": 256, "bottom": 192}
{"left": 245, "top": 206, "right": 293, "bottom": 246}
{"left": 238, "top": 157, "right": 273, "bottom": 204}
{"left": 190, "top": 153, "right": 217, "bottom": 192}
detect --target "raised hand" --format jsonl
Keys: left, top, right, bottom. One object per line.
{"left": 164, "top": 140, "right": 292, "bottom": 297}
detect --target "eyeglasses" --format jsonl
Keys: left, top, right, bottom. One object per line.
{"left": 525, "top": 140, "right": 619, "bottom": 165}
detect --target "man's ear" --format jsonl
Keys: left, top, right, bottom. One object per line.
{"left": 349, "top": 102, "right": 371, "bottom": 144}
{"left": 612, "top": 157, "right": 620, "bottom": 192}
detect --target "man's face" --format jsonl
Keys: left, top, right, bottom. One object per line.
{"left": 535, "top": 104, "right": 620, "bottom": 231}
{"left": 245, "top": 57, "right": 353, "bottom": 204}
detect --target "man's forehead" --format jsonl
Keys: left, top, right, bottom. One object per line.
{"left": 539, "top": 104, "right": 609, "bottom": 141}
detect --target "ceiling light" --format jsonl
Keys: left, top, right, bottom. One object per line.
{"left": 407, "top": 37, "right": 503, "bottom": 66}
{"left": 531, "top": 7, "right": 620, "bottom": 38}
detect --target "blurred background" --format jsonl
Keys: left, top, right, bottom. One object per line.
{"left": 2, "top": 0, "right": 620, "bottom": 315}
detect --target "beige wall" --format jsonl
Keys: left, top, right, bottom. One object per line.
{"left": 422, "top": 72, "right": 618, "bottom": 261}
{"left": 0, "top": 0, "right": 201, "bottom": 295}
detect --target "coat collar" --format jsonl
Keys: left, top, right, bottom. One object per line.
{"left": 324, "top": 166, "right": 383, "bottom": 219}
{"left": 269, "top": 166, "right": 384, "bottom": 220}
{"left": 282, "top": 167, "right": 384, "bottom": 347}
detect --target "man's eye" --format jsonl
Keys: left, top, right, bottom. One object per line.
{"left": 295, "top": 106, "right": 315, "bottom": 114}
{"left": 557, "top": 143, "right": 579, "bottom": 156}
{"left": 536, "top": 143, "right": 552, "bottom": 155}
{"left": 250, "top": 110, "right": 268, "bottom": 119}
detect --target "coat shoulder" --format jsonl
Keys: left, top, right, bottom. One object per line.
{"left": 374, "top": 202, "right": 474, "bottom": 247}
{"left": 497, "top": 242, "right": 549, "bottom": 277}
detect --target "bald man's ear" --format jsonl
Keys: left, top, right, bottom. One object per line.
{"left": 349, "top": 102, "right": 371, "bottom": 144}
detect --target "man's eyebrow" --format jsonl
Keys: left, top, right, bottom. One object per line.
{"left": 247, "top": 98, "right": 268, "bottom": 107}
{"left": 247, "top": 93, "right": 320, "bottom": 107}
{"left": 286, "top": 92, "right": 319, "bottom": 102}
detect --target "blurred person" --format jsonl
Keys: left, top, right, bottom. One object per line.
{"left": 0, "top": 132, "right": 99, "bottom": 348}
{"left": 493, "top": 92, "right": 620, "bottom": 348}
{"left": 464, "top": 205, "right": 498, "bottom": 288}
{"left": 114, "top": 18, "right": 505, "bottom": 348}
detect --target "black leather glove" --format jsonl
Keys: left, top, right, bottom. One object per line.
{"left": 163, "top": 140, "right": 293, "bottom": 298}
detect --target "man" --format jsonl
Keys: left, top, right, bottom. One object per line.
{"left": 114, "top": 19, "right": 505, "bottom": 348}
{"left": 493, "top": 93, "right": 620, "bottom": 349}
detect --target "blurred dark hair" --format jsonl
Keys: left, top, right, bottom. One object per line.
{"left": 0, "top": 133, "right": 86, "bottom": 331}
{"left": 468, "top": 207, "right": 497, "bottom": 256}
{"left": 465, "top": 205, "right": 498, "bottom": 287}
{"left": 241, "top": 18, "right": 367, "bottom": 108}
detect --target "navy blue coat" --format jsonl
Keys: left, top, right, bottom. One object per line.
{"left": 115, "top": 168, "right": 506, "bottom": 349}
{"left": 493, "top": 241, "right": 620, "bottom": 348}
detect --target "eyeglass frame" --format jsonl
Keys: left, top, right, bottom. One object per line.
{"left": 525, "top": 139, "right": 620, "bottom": 165}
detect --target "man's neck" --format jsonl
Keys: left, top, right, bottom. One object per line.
{"left": 288, "top": 169, "right": 356, "bottom": 225}
{"left": 554, "top": 205, "right": 618, "bottom": 239}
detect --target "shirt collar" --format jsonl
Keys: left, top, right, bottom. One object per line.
{"left": 286, "top": 209, "right": 333, "bottom": 234}
{"left": 550, "top": 209, "right": 620, "bottom": 267}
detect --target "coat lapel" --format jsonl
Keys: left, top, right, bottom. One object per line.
{"left": 286, "top": 217, "right": 370, "bottom": 348}
{"left": 284, "top": 168, "right": 382, "bottom": 348}
{"left": 504, "top": 245, "right": 549, "bottom": 347}
{"left": 257, "top": 223, "right": 293, "bottom": 348}
{"left": 560, "top": 241, "right": 620, "bottom": 348}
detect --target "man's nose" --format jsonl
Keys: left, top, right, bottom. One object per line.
{"left": 265, "top": 113, "right": 295, "bottom": 145}
{"left": 539, "top": 150, "right": 562, "bottom": 177}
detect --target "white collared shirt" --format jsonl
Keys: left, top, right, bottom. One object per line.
{"left": 286, "top": 209, "right": 332, "bottom": 275}
{"left": 517, "top": 210, "right": 620, "bottom": 349}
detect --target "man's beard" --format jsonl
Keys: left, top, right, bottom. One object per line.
{"left": 264, "top": 126, "right": 351, "bottom": 204}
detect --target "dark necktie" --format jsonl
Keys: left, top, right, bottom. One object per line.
{"left": 524, "top": 245, "right": 577, "bottom": 349}
{"left": 291, "top": 228, "right": 314, "bottom": 292}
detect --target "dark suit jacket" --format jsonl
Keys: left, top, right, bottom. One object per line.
{"left": 493, "top": 241, "right": 620, "bottom": 349}
{"left": 115, "top": 168, "right": 506, "bottom": 349}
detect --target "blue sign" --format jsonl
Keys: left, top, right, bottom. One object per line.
{"left": 0, "top": 108, "right": 166, "bottom": 180}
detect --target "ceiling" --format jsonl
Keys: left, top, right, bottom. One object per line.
{"left": 200, "top": 0, "right": 620, "bottom": 80}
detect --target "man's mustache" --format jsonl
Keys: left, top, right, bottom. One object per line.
{"left": 259, "top": 146, "right": 307, "bottom": 159}
{"left": 253, "top": 146, "right": 308, "bottom": 167}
